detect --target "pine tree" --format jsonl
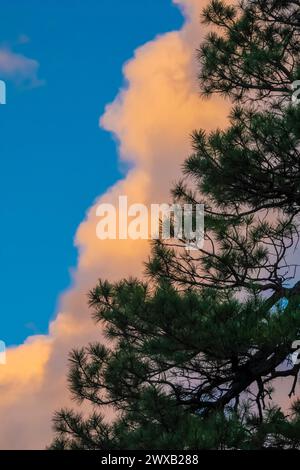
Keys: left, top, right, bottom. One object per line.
{"left": 50, "top": 1, "right": 300, "bottom": 450}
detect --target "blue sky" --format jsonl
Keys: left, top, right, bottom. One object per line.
{"left": 0, "top": 0, "right": 183, "bottom": 346}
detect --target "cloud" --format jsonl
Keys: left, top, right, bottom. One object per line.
{"left": 0, "top": 47, "right": 42, "bottom": 87}
{"left": 0, "top": 0, "right": 229, "bottom": 449}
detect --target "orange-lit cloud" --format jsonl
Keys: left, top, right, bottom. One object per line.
{"left": 0, "top": 0, "right": 229, "bottom": 449}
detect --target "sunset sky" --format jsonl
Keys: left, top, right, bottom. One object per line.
{"left": 0, "top": 0, "right": 230, "bottom": 449}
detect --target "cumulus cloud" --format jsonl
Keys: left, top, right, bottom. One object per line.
{"left": 0, "top": 47, "right": 42, "bottom": 87}
{"left": 0, "top": 0, "right": 229, "bottom": 449}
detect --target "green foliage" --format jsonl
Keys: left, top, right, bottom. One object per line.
{"left": 49, "top": 280, "right": 300, "bottom": 449}
{"left": 50, "top": 1, "right": 300, "bottom": 450}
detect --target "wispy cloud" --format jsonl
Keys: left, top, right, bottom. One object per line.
{"left": 0, "top": 47, "right": 43, "bottom": 87}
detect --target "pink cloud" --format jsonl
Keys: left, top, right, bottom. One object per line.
{"left": 0, "top": 47, "right": 43, "bottom": 87}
